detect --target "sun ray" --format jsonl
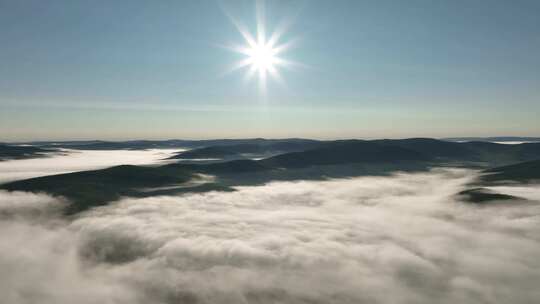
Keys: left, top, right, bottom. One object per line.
{"left": 229, "top": 58, "right": 253, "bottom": 73}
{"left": 256, "top": 0, "right": 266, "bottom": 44}
{"left": 243, "top": 64, "right": 258, "bottom": 84}
{"left": 267, "top": 65, "right": 285, "bottom": 88}
{"left": 221, "top": 7, "right": 257, "bottom": 48}
{"left": 271, "top": 38, "right": 298, "bottom": 55}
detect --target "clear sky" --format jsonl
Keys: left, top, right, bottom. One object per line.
{"left": 1, "top": 0, "right": 539, "bottom": 141}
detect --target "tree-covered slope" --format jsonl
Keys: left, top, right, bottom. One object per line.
{"left": 1, "top": 165, "right": 195, "bottom": 214}
{"left": 481, "top": 159, "right": 540, "bottom": 183}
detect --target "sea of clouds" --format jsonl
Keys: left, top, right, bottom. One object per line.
{"left": 1, "top": 165, "right": 540, "bottom": 304}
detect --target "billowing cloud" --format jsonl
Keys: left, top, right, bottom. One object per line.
{"left": 1, "top": 169, "right": 540, "bottom": 303}
{"left": 0, "top": 190, "right": 69, "bottom": 222}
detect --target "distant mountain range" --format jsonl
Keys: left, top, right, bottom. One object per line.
{"left": 444, "top": 136, "right": 540, "bottom": 142}
{"left": 3, "top": 136, "right": 539, "bottom": 160}
{"left": 169, "top": 146, "right": 241, "bottom": 159}
{"left": 172, "top": 138, "right": 540, "bottom": 167}
{"left": 14, "top": 138, "right": 323, "bottom": 151}
{"left": 167, "top": 140, "right": 323, "bottom": 160}
{"left": 2, "top": 137, "right": 540, "bottom": 212}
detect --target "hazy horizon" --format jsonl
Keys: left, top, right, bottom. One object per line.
{"left": 3, "top": 135, "right": 540, "bottom": 144}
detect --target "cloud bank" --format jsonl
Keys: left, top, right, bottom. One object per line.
{"left": 0, "top": 149, "right": 179, "bottom": 183}
{"left": 1, "top": 169, "right": 540, "bottom": 303}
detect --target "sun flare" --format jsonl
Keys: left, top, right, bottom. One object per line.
{"left": 224, "top": 0, "right": 298, "bottom": 94}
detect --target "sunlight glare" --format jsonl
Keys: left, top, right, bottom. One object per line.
{"left": 224, "top": 0, "right": 298, "bottom": 94}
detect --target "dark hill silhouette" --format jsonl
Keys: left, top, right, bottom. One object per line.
{"left": 457, "top": 159, "right": 540, "bottom": 204}
{"left": 170, "top": 160, "right": 270, "bottom": 174}
{"left": 259, "top": 140, "right": 430, "bottom": 168}
{"left": 0, "top": 144, "right": 58, "bottom": 160}
{"left": 459, "top": 141, "right": 540, "bottom": 165}
{"left": 2, "top": 165, "right": 195, "bottom": 214}
{"left": 457, "top": 188, "right": 521, "bottom": 204}
{"left": 481, "top": 159, "right": 540, "bottom": 183}
{"left": 373, "top": 138, "right": 477, "bottom": 160}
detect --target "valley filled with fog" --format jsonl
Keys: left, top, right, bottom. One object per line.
{"left": 0, "top": 149, "right": 180, "bottom": 183}
{"left": 1, "top": 149, "right": 539, "bottom": 304}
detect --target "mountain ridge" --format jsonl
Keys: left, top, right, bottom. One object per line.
{"left": 3, "top": 138, "right": 540, "bottom": 213}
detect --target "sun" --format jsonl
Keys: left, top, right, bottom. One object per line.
{"left": 223, "top": 0, "right": 298, "bottom": 94}
{"left": 247, "top": 42, "right": 277, "bottom": 73}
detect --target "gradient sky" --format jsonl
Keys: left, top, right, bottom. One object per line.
{"left": 1, "top": 0, "right": 539, "bottom": 141}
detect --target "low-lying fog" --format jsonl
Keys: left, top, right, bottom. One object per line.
{"left": 0, "top": 149, "right": 180, "bottom": 183}
{"left": 1, "top": 167, "right": 539, "bottom": 304}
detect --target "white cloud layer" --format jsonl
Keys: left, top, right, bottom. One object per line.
{"left": 1, "top": 169, "right": 540, "bottom": 303}
{"left": 0, "top": 149, "right": 180, "bottom": 183}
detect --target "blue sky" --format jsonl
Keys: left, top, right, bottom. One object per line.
{"left": 1, "top": 0, "right": 539, "bottom": 140}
